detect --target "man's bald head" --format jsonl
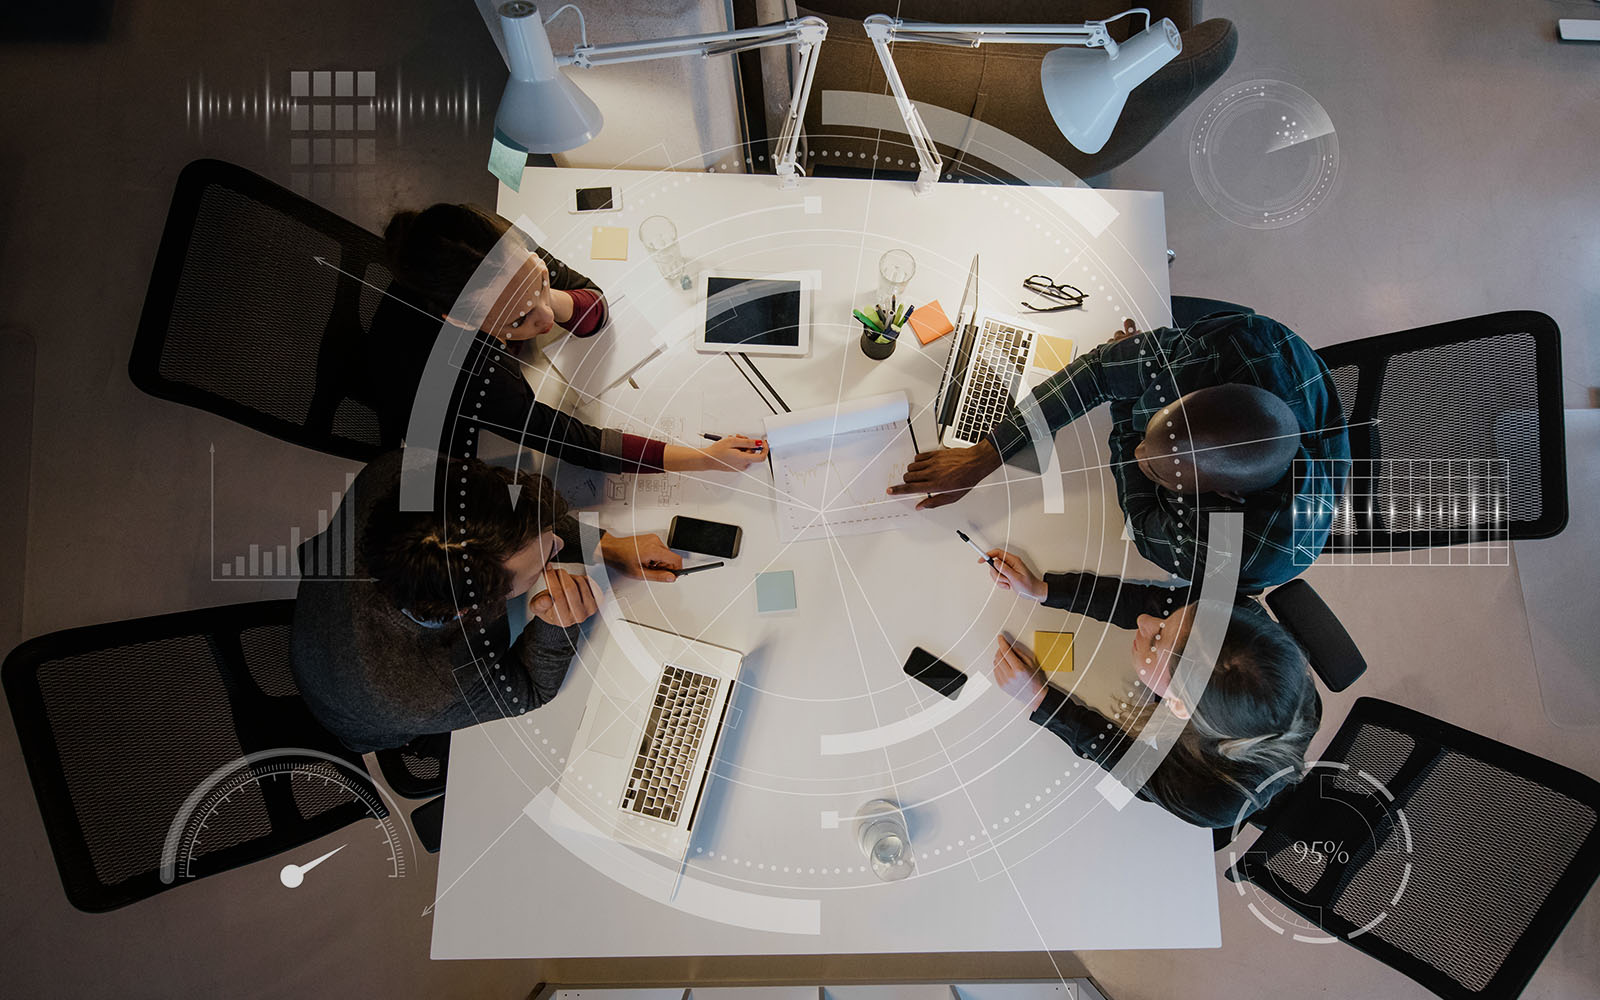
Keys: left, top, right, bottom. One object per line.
{"left": 1133, "top": 385, "right": 1301, "bottom": 494}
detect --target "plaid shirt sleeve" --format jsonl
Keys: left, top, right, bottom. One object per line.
{"left": 1106, "top": 397, "right": 1212, "bottom": 581}
{"left": 988, "top": 330, "right": 1170, "bottom": 466}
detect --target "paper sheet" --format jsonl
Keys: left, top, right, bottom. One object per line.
{"left": 764, "top": 392, "right": 918, "bottom": 544}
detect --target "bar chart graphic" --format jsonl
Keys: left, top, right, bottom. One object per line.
{"left": 210, "top": 445, "right": 364, "bottom": 581}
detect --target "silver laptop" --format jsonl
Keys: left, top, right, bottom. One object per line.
{"left": 933, "top": 255, "right": 1044, "bottom": 448}
{"left": 553, "top": 620, "right": 743, "bottom": 860}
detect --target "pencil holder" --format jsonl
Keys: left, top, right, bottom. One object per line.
{"left": 859, "top": 325, "right": 896, "bottom": 360}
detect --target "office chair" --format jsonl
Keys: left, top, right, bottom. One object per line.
{"left": 731, "top": 1, "right": 1237, "bottom": 183}
{"left": 376, "top": 732, "right": 449, "bottom": 800}
{"left": 129, "top": 158, "right": 392, "bottom": 463}
{"left": 2, "top": 601, "right": 381, "bottom": 912}
{"left": 1315, "top": 310, "right": 1567, "bottom": 551}
{"left": 1210, "top": 578, "right": 1366, "bottom": 850}
{"left": 1226, "top": 698, "right": 1600, "bottom": 1000}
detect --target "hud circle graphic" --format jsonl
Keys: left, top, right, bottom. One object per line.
{"left": 1190, "top": 79, "right": 1339, "bottom": 229}
{"left": 1227, "top": 760, "right": 1412, "bottom": 944}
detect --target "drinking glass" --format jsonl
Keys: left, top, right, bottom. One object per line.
{"left": 639, "top": 215, "right": 691, "bottom": 289}
{"left": 856, "top": 798, "right": 914, "bottom": 881}
{"left": 876, "top": 248, "right": 915, "bottom": 309}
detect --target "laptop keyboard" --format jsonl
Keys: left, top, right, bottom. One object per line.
{"left": 622, "top": 664, "right": 720, "bottom": 824}
{"left": 952, "top": 319, "right": 1034, "bottom": 444}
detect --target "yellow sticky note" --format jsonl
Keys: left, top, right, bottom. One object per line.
{"left": 1031, "top": 335, "right": 1075, "bottom": 373}
{"left": 590, "top": 225, "right": 629, "bottom": 261}
{"left": 1034, "top": 631, "right": 1074, "bottom": 675}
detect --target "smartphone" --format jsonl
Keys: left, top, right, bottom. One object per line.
{"left": 903, "top": 647, "right": 967, "bottom": 700}
{"left": 667, "top": 516, "right": 742, "bottom": 559}
{"left": 570, "top": 185, "right": 621, "bottom": 214}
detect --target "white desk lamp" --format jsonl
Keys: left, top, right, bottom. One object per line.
{"left": 862, "top": 9, "right": 1181, "bottom": 193}
{"left": 495, "top": 1, "right": 827, "bottom": 188}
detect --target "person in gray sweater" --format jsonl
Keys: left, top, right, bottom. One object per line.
{"left": 290, "top": 449, "right": 679, "bottom": 753}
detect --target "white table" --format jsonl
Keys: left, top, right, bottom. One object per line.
{"left": 431, "top": 166, "right": 1218, "bottom": 958}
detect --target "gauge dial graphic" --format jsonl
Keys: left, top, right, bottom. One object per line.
{"left": 160, "top": 749, "right": 410, "bottom": 887}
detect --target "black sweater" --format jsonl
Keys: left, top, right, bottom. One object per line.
{"left": 359, "top": 250, "right": 658, "bottom": 473}
{"left": 290, "top": 449, "right": 586, "bottom": 753}
{"left": 1027, "top": 571, "right": 1318, "bottom": 828}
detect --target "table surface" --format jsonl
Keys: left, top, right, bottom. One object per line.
{"left": 430, "top": 165, "right": 1218, "bottom": 959}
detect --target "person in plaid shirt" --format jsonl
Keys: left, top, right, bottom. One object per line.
{"left": 889, "top": 312, "right": 1350, "bottom": 592}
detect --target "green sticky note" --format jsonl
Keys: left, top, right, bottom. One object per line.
{"left": 756, "top": 570, "right": 797, "bottom": 614}
{"left": 487, "top": 134, "right": 527, "bottom": 192}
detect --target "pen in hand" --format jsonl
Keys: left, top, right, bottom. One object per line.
{"left": 955, "top": 529, "right": 997, "bottom": 568}
{"left": 702, "top": 433, "right": 767, "bottom": 452}
{"left": 672, "top": 561, "right": 726, "bottom": 577}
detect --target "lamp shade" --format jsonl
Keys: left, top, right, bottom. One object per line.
{"left": 495, "top": 1, "right": 603, "bottom": 153}
{"left": 1040, "top": 17, "right": 1181, "bottom": 154}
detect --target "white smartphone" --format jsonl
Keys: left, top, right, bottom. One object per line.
{"left": 569, "top": 185, "right": 621, "bottom": 214}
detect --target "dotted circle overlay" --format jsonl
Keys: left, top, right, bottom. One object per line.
{"left": 1189, "top": 80, "right": 1339, "bottom": 230}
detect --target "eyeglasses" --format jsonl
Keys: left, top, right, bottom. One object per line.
{"left": 1021, "top": 275, "right": 1087, "bottom": 313}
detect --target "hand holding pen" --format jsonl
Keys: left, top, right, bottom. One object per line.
{"left": 697, "top": 433, "right": 768, "bottom": 470}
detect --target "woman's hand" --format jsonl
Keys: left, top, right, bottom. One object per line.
{"left": 992, "top": 633, "right": 1048, "bottom": 712}
{"left": 699, "top": 436, "right": 768, "bottom": 470}
{"left": 663, "top": 437, "right": 769, "bottom": 472}
{"left": 985, "top": 549, "right": 1047, "bottom": 602}
{"left": 529, "top": 568, "right": 600, "bottom": 627}
{"left": 599, "top": 532, "right": 682, "bottom": 583}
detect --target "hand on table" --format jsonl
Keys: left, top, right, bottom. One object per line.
{"left": 992, "top": 633, "right": 1048, "bottom": 713}
{"left": 985, "top": 549, "right": 1047, "bottom": 602}
{"left": 886, "top": 440, "right": 1002, "bottom": 510}
{"left": 599, "top": 532, "right": 682, "bottom": 583}
{"left": 530, "top": 568, "right": 600, "bottom": 627}
{"left": 1112, "top": 318, "right": 1141, "bottom": 342}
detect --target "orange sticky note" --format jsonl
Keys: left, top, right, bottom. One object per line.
{"left": 909, "top": 299, "right": 955, "bottom": 345}
{"left": 1034, "top": 631, "right": 1075, "bottom": 675}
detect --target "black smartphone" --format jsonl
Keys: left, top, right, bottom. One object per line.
{"left": 903, "top": 647, "right": 966, "bottom": 700}
{"left": 572, "top": 185, "right": 619, "bottom": 213}
{"left": 667, "top": 516, "right": 742, "bottom": 559}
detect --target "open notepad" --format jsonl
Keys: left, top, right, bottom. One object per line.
{"left": 763, "top": 392, "right": 919, "bottom": 544}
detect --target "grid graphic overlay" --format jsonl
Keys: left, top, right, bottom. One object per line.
{"left": 1308, "top": 457, "right": 1511, "bottom": 565}
{"left": 287, "top": 69, "right": 377, "bottom": 204}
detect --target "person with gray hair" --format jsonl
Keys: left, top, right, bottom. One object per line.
{"left": 891, "top": 311, "right": 1350, "bottom": 592}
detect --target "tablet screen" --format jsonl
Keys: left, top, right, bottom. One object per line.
{"left": 704, "top": 277, "right": 802, "bottom": 348}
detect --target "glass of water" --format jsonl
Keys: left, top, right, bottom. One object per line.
{"left": 877, "top": 248, "right": 915, "bottom": 309}
{"left": 639, "top": 215, "right": 691, "bottom": 289}
{"left": 856, "top": 798, "right": 914, "bottom": 882}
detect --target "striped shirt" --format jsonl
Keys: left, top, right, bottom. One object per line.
{"left": 990, "top": 312, "right": 1349, "bottom": 592}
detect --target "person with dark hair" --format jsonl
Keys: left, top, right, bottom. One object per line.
{"left": 290, "top": 448, "right": 682, "bottom": 752}
{"left": 365, "top": 202, "right": 767, "bottom": 474}
{"left": 889, "top": 312, "right": 1350, "bottom": 591}
{"left": 984, "top": 548, "right": 1320, "bottom": 829}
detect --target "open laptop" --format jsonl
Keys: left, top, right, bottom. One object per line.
{"left": 553, "top": 620, "right": 743, "bottom": 860}
{"left": 933, "top": 255, "right": 1045, "bottom": 448}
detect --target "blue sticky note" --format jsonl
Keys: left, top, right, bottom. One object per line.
{"left": 756, "top": 570, "right": 797, "bottom": 614}
{"left": 487, "top": 132, "right": 527, "bottom": 192}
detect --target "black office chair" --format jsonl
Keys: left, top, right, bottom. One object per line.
{"left": 2, "top": 601, "right": 381, "bottom": 912}
{"left": 1226, "top": 698, "right": 1600, "bottom": 1000}
{"left": 1315, "top": 311, "right": 1567, "bottom": 551}
{"left": 129, "top": 158, "right": 393, "bottom": 463}
{"left": 376, "top": 731, "right": 449, "bottom": 800}
{"left": 376, "top": 731, "right": 449, "bottom": 854}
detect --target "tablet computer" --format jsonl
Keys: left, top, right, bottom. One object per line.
{"left": 695, "top": 269, "right": 816, "bottom": 358}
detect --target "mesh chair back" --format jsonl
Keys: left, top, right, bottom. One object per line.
{"left": 1316, "top": 311, "right": 1566, "bottom": 550}
{"left": 1228, "top": 698, "right": 1600, "bottom": 1000}
{"left": 3, "top": 601, "right": 377, "bottom": 912}
{"left": 376, "top": 731, "right": 450, "bottom": 800}
{"left": 130, "top": 159, "right": 392, "bottom": 462}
